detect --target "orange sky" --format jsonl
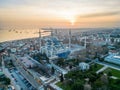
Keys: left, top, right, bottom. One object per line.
{"left": 0, "top": 0, "right": 120, "bottom": 28}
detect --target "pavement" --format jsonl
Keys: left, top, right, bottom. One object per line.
{"left": 95, "top": 60, "right": 120, "bottom": 71}
{"left": 110, "top": 76, "right": 118, "bottom": 79}
{"left": 49, "top": 80, "right": 63, "bottom": 90}
{"left": 96, "top": 66, "right": 108, "bottom": 74}
{"left": 50, "top": 61, "right": 68, "bottom": 75}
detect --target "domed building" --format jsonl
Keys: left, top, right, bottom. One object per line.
{"left": 79, "top": 62, "right": 90, "bottom": 71}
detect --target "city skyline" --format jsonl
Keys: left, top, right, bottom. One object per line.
{"left": 0, "top": 0, "right": 120, "bottom": 28}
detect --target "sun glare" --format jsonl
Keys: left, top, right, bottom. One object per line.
{"left": 64, "top": 15, "right": 75, "bottom": 25}
{"left": 59, "top": 11, "right": 76, "bottom": 26}
{"left": 70, "top": 19, "right": 75, "bottom": 25}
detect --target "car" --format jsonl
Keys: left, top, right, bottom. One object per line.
{"left": 13, "top": 68, "right": 17, "bottom": 70}
{"left": 8, "top": 85, "right": 15, "bottom": 90}
{"left": 15, "top": 70, "right": 19, "bottom": 73}
{"left": 27, "top": 83, "right": 31, "bottom": 87}
{"left": 10, "top": 69, "right": 14, "bottom": 73}
{"left": 9, "top": 69, "right": 12, "bottom": 73}
{"left": 8, "top": 87, "right": 12, "bottom": 90}
{"left": 14, "top": 78, "right": 17, "bottom": 82}
{"left": 23, "top": 79, "right": 27, "bottom": 83}
{"left": 29, "top": 86, "right": 33, "bottom": 90}
{"left": 26, "top": 82, "right": 30, "bottom": 86}
{"left": 11, "top": 74, "right": 14, "bottom": 78}
{"left": 31, "top": 87, "right": 36, "bottom": 90}
{"left": 0, "top": 68, "right": 2, "bottom": 72}
{"left": 19, "top": 74, "right": 24, "bottom": 80}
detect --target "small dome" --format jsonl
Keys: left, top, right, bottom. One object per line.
{"left": 79, "top": 62, "right": 90, "bottom": 71}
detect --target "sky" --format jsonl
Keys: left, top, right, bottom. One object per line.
{"left": 0, "top": 0, "right": 120, "bottom": 28}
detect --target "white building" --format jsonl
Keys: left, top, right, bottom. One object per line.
{"left": 79, "top": 62, "right": 90, "bottom": 71}
{"left": 108, "top": 50, "right": 119, "bottom": 56}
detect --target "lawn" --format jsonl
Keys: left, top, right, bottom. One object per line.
{"left": 90, "top": 64, "right": 103, "bottom": 72}
{"left": 56, "top": 65, "right": 120, "bottom": 90}
{"left": 56, "top": 64, "right": 104, "bottom": 90}
{"left": 56, "top": 82, "right": 71, "bottom": 90}
{"left": 104, "top": 68, "right": 120, "bottom": 78}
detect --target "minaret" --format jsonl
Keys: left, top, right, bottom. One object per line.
{"left": 84, "top": 36, "right": 87, "bottom": 49}
{"left": 39, "top": 29, "right": 41, "bottom": 52}
{"left": 49, "top": 27, "right": 53, "bottom": 37}
{"left": 51, "top": 41, "right": 54, "bottom": 57}
{"left": 69, "top": 30, "right": 71, "bottom": 50}
{"left": 51, "top": 30, "right": 53, "bottom": 37}
{"left": 55, "top": 29, "right": 58, "bottom": 36}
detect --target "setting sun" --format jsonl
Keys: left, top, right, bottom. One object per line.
{"left": 58, "top": 11, "right": 76, "bottom": 25}
{"left": 64, "top": 15, "right": 75, "bottom": 25}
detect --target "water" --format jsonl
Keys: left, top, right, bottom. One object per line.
{"left": 0, "top": 28, "right": 105, "bottom": 43}
{"left": 0, "top": 29, "right": 50, "bottom": 43}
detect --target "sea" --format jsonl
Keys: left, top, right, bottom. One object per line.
{"left": 0, "top": 29, "right": 51, "bottom": 43}
{"left": 0, "top": 27, "right": 110, "bottom": 43}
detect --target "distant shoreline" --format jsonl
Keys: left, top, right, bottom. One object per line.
{"left": 0, "top": 27, "right": 118, "bottom": 43}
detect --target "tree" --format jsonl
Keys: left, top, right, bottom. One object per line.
{"left": 115, "top": 79, "right": 120, "bottom": 85}
{"left": 71, "top": 81, "right": 84, "bottom": 90}
{"left": 89, "top": 66, "right": 93, "bottom": 71}
{"left": 99, "top": 57, "right": 104, "bottom": 62}
{"left": 111, "top": 38, "right": 114, "bottom": 43}
{"left": 89, "top": 74, "right": 96, "bottom": 83}
{"left": 63, "top": 79, "right": 73, "bottom": 86}
{"left": 4, "top": 78, "right": 11, "bottom": 85}
{"left": 69, "top": 62, "right": 73, "bottom": 70}
{"left": 57, "top": 58, "right": 65, "bottom": 66}
{"left": 51, "top": 67, "right": 55, "bottom": 74}
{"left": 60, "top": 74, "right": 64, "bottom": 82}
{"left": 69, "top": 65, "right": 72, "bottom": 70}
{"left": 100, "top": 74, "right": 109, "bottom": 85}
{"left": 108, "top": 71, "right": 112, "bottom": 77}
{"left": 94, "top": 64, "right": 97, "bottom": 68}
{"left": 94, "top": 52, "right": 98, "bottom": 59}
{"left": 94, "top": 80, "right": 103, "bottom": 89}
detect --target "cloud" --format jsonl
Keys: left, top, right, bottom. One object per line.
{"left": 80, "top": 11, "right": 120, "bottom": 18}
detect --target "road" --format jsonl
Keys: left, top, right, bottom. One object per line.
{"left": 11, "top": 70, "right": 28, "bottom": 90}
{"left": 2, "top": 55, "right": 28, "bottom": 90}
{"left": 11, "top": 54, "right": 40, "bottom": 89}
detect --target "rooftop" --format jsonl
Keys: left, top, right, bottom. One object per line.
{"left": 18, "top": 56, "right": 36, "bottom": 68}
{"left": 105, "top": 55, "right": 120, "bottom": 65}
